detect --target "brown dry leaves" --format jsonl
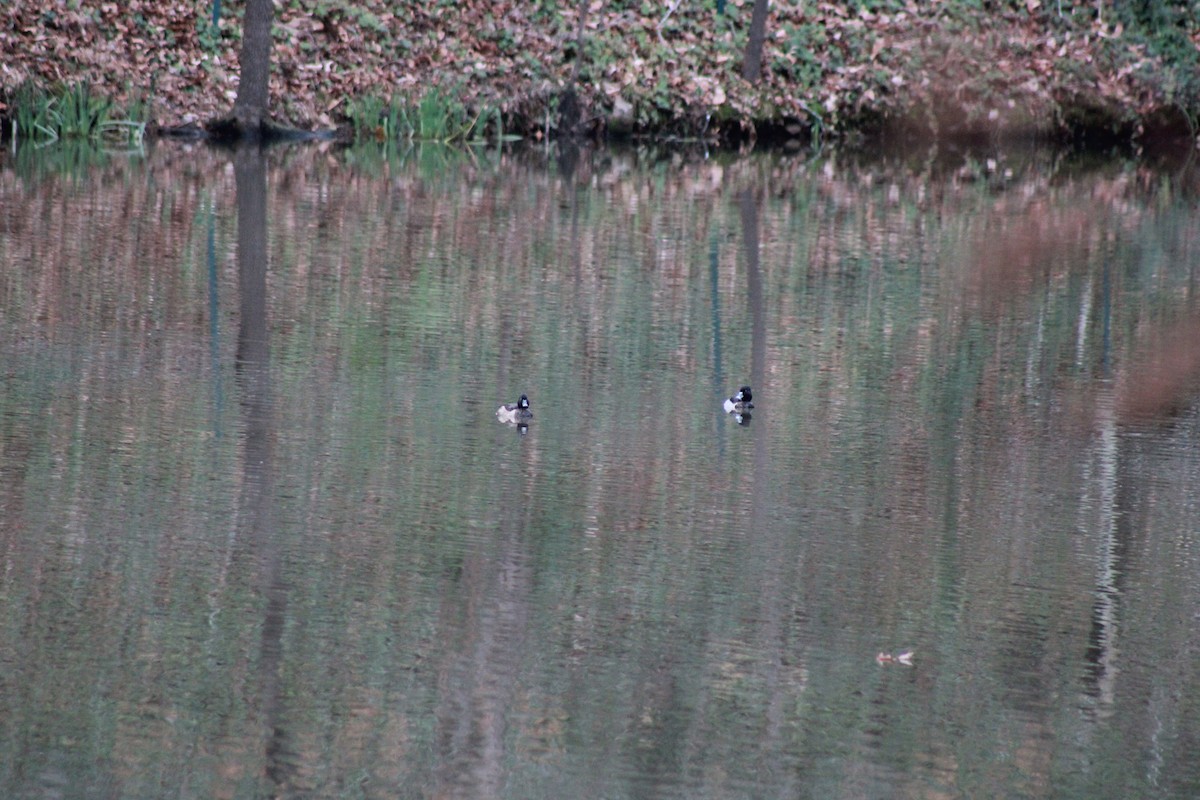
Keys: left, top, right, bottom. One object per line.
{"left": 0, "top": 0, "right": 1184, "bottom": 137}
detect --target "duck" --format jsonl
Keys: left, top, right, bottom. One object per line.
{"left": 496, "top": 394, "right": 533, "bottom": 423}
{"left": 876, "top": 649, "right": 914, "bottom": 666}
{"left": 723, "top": 386, "right": 754, "bottom": 414}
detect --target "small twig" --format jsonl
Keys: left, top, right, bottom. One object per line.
{"left": 657, "top": 0, "right": 685, "bottom": 43}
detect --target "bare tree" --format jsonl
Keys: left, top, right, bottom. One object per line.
{"left": 235, "top": 0, "right": 275, "bottom": 129}
{"left": 209, "top": 0, "right": 276, "bottom": 139}
{"left": 741, "top": 0, "right": 770, "bottom": 82}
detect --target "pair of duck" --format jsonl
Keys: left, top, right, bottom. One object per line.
{"left": 497, "top": 386, "right": 754, "bottom": 422}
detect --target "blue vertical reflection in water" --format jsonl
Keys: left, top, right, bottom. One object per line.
{"left": 207, "top": 199, "right": 225, "bottom": 441}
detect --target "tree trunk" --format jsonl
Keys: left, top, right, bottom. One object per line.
{"left": 231, "top": 0, "right": 275, "bottom": 134}
{"left": 741, "top": 0, "right": 770, "bottom": 82}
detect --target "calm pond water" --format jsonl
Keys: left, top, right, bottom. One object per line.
{"left": 1, "top": 140, "right": 1199, "bottom": 799}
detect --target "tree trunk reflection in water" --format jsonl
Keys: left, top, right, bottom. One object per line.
{"left": 436, "top": 159, "right": 541, "bottom": 791}
{"left": 739, "top": 187, "right": 791, "bottom": 784}
{"left": 434, "top": 449, "right": 533, "bottom": 797}
{"left": 740, "top": 189, "right": 767, "bottom": 426}
{"left": 232, "top": 144, "right": 293, "bottom": 794}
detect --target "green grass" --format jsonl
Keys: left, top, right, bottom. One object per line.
{"left": 7, "top": 81, "right": 147, "bottom": 147}
{"left": 343, "top": 88, "right": 511, "bottom": 144}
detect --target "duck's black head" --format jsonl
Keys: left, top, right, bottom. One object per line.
{"left": 737, "top": 386, "right": 753, "bottom": 403}
{"left": 518, "top": 394, "right": 530, "bottom": 409}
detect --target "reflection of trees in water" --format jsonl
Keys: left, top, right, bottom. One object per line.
{"left": 3, "top": 144, "right": 1200, "bottom": 795}
{"left": 232, "top": 143, "right": 296, "bottom": 796}
{"left": 433, "top": 437, "right": 534, "bottom": 798}
{"left": 741, "top": 186, "right": 792, "bottom": 778}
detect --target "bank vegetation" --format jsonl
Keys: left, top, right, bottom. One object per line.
{"left": 1, "top": 0, "right": 1197, "bottom": 147}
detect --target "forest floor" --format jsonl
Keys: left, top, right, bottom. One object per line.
{"left": 1, "top": 0, "right": 1197, "bottom": 147}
